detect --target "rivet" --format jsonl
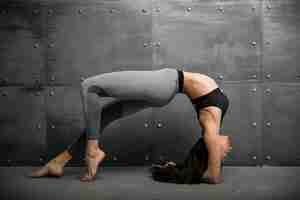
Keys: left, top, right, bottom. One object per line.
{"left": 78, "top": 9, "right": 83, "bottom": 14}
{"left": 220, "top": 89, "right": 224, "bottom": 93}
{"left": 141, "top": 9, "right": 147, "bottom": 13}
{"left": 266, "top": 5, "right": 271, "bottom": 10}
{"left": 33, "top": 43, "right": 39, "bottom": 48}
{"left": 251, "top": 6, "right": 256, "bottom": 11}
{"left": 145, "top": 155, "right": 150, "bottom": 161}
{"left": 39, "top": 157, "right": 44, "bottom": 162}
{"left": 48, "top": 43, "right": 54, "bottom": 48}
{"left": 266, "top": 74, "right": 271, "bottom": 79}
{"left": 251, "top": 74, "right": 257, "bottom": 79}
{"left": 265, "top": 155, "right": 271, "bottom": 160}
{"left": 144, "top": 122, "right": 149, "bottom": 128}
{"left": 155, "top": 7, "right": 160, "bottom": 12}
{"left": 217, "top": 6, "right": 224, "bottom": 12}
{"left": 155, "top": 42, "right": 160, "bottom": 47}
{"left": 1, "top": 9, "right": 7, "bottom": 15}
{"left": 251, "top": 88, "right": 257, "bottom": 92}
{"left": 37, "top": 123, "right": 41, "bottom": 129}
{"left": 157, "top": 122, "right": 163, "bottom": 128}
{"left": 266, "top": 122, "right": 271, "bottom": 127}
{"left": 1, "top": 91, "right": 7, "bottom": 96}
{"left": 113, "top": 156, "right": 118, "bottom": 161}
{"left": 33, "top": 9, "right": 40, "bottom": 15}
{"left": 143, "top": 43, "right": 148, "bottom": 47}
{"left": 35, "top": 91, "right": 41, "bottom": 96}
{"left": 250, "top": 41, "right": 257, "bottom": 47}
{"left": 252, "top": 155, "right": 257, "bottom": 160}
{"left": 51, "top": 124, "right": 55, "bottom": 129}
{"left": 109, "top": 9, "right": 114, "bottom": 13}
{"left": 80, "top": 76, "right": 85, "bottom": 81}
{"left": 186, "top": 7, "right": 192, "bottom": 12}
{"left": 265, "top": 88, "right": 271, "bottom": 94}
{"left": 252, "top": 122, "right": 257, "bottom": 127}
{"left": 7, "top": 159, "right": 11, "bottom": 164}
{"left": 218, "top": 75, "right": 223, "bottom": 80}
{"left": 1, "top": 77, "right": 8, "bottom": 84}
{"left": 48, "top": 9, "right": 53, "bottom": 15}
{"left": 50, "top": 75, "right": 55, "bottom": 81}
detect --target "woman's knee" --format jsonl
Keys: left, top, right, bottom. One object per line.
{"left": 81, "top": 77, "right": 94, "bottom": 92}
{"left": 81, "top": 78, "right": 100, "bottom": 95}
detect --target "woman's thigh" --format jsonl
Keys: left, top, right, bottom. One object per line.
{"left": 84, "top": 68, "right": 178, "bottom": 106}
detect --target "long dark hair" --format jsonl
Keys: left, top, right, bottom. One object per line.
{"left": 149, "top": 137, "right": 208, "bottom": 184}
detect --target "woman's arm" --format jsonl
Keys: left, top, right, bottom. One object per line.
{"left": 198, "top": 107, "right": 224, "bottom": 184}
{"left": 202, "top": 127, "right": 224, "bottom": 184}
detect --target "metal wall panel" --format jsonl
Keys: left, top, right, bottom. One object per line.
{"left": 150, "top": 94, "right": 200, "bottom": 163}
{"left": 262, "top": 83, "right": 300, "bottom": 165}
{"left": 153, "top": 0, "right": 262, "bottom": 80}
{"left": 1, "top": 0, "right": 300, "bottom": 167}
{"left": 263, "top": 0, "right": 300, "bottom": 82}
{"left": 45, "top": 86, "right": 84, "bottom": 163}
{"left": 0, "top": 86, "right": 46, "bottom": 165}
{"left": 46, "top": 2, "right": 120, "bottom": 85}
{"left": 101, "top": 106, "right": 154, "bottom": 166}
{"left": 0, "top": 3, "right": 46, "bottom": 85}
{"left": 210, "top": 0, "right": 262, "bottom": 82}
{"left": 152, "top": 0, "right": 213, "bottom": 73}
{"left": 111, "top": 0, "right": 153, "bottom": 69}
{"left": 220, "top": 83, "right": 262, "bottom": 165}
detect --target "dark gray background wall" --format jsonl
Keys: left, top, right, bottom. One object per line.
{"left": 0, "top": 0, "right": 299, "bottom": 167}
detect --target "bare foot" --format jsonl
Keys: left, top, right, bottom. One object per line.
{"left": 80, "top": 148, "right": 106, "bottom": 182}
{"left": 218, "top": 135, "right": 232, "bottom": 160}
{"left": 29, "top": 162, "right": 64, "bottom": 178}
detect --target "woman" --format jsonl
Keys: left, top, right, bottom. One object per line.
{"left": 29, "top": 68, "right": 231, "bottom": 184}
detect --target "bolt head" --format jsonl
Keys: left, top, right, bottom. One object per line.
{"left": 266, "top": 74, "right": 271, "bottom": 79}
{"left": 157, "top": 122, "right": 163, "bottom": 128}
{"left": 265, "top": 155, "right": 271, "bottom": 160}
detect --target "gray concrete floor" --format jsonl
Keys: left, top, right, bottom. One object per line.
{"left": 0, "top": 166, "right": 299, "bottom": 200}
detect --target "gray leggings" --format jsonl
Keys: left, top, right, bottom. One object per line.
{"left": 67, "top": 68, "right": 181, "bottom": 156}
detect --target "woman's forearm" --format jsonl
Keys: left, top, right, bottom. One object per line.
{"left": 203, "top": 134, "right": 222, "bottom": 178}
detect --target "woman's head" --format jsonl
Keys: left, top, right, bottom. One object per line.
{"left": 150, "top": 137, "right": 209, "bottom": 184}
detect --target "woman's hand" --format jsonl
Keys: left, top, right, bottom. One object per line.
{"left": 202, "top": 175, "right": 224, "bottom": 184}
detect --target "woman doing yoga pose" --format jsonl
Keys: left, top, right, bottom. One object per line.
{"left": 29, "top": 68, "right": 231, "bottom": 184}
